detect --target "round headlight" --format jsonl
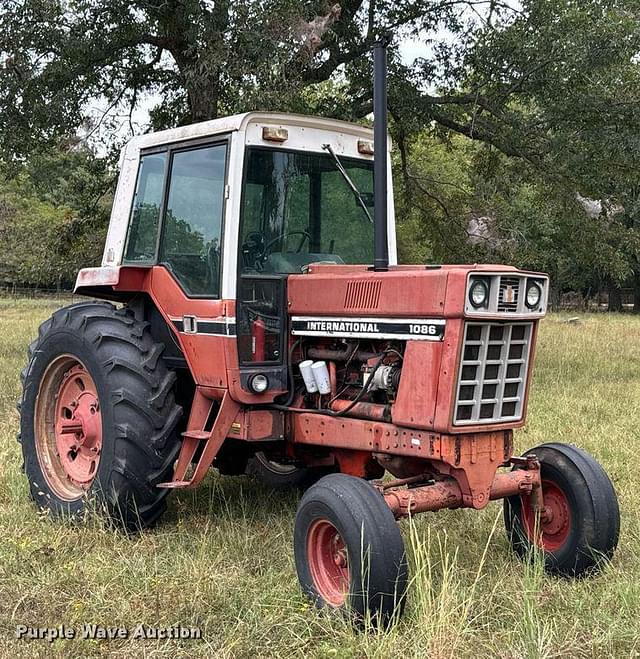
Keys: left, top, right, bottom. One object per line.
{"left": 248, "top": 373, "right": 269, "bottom": 393}
{"left": 525, "top": 281, "right": 542, "bottom": 309}
{"left": 469, "top": 279, "right": 489, "bottom": 308}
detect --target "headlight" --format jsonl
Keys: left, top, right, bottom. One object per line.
{"left": 469, "top": 279, "right": 490, "bottom": 308}
{"left": 248, "top": 373, "right": 269, "bottom": 393}
{"left": 525, "top": 281, "right": 542, "bottom": 309}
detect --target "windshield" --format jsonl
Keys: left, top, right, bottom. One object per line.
{"left": 239, "top": 147, "right": 374, "bottom": 274}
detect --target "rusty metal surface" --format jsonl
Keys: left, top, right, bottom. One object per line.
{"left": 189, "top": 392, "right": 241, "bottom": 485}
{"left": 332, "top": 449, "right": 384, "bottom": 478}
{"left": 292, "top": 414, "right": 514, "bottom": 508}
{"left": 383, "top": 465, "right": 541, "bottom": 517}
{"left": 328, "top": 399, "right": 390, "bottom": 421}
{"left": 227, "top": 409, "right": 285, "bottom": 441}
{"left": 391, "top": 339, "right": 443, "bottom": 430}
{"left": 160, "top": 388, "right": 214, "bottom": 486}
{"left": 288, "top": 267, "right": 450, "bottom": 317}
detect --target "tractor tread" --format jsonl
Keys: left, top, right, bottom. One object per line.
{"left": 19, "top": 301, "right": 182, "bottom": 530}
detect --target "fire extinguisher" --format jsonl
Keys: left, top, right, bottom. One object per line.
{"left": 251, "top": 317, "right": 266, "bottom": 361}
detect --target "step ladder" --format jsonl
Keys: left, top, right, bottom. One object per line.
{"left": 157, "top": 389, "right": 240, "bottom": 489}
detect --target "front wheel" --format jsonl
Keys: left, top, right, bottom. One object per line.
{"left": 294, "top": 474, "right": 408, "bottom": 624}
{"left": 504, "top": 443, "right": 620, "bottom": 576}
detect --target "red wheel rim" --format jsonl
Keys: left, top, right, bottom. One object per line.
{"left": 35, "top": 355, "right": 102, "bottom": 500}
{"left": 521, "top": 479, "right": 572, "bottom": 551}
{"left": 307, "top": 519, "right": 350, "bottom": 606}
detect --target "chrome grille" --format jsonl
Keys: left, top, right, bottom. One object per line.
{"left": 498, "top": 277, "right": 521, "bottom": 313}
{"left": 454, "top": 322, "right": 532, "bottom": 425}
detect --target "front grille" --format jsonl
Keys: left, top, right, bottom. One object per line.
{"left": 498, "top": 277, "right": 521, "bottom": 313}
{"left": 454, "top": 322, "right": 532, "bottom": 425}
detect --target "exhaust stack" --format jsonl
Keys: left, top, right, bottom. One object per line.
{"left": 373, "top": 37, "right": 390, "bottom": 272}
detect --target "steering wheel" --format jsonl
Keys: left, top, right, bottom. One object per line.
{"left": 264, "top": 230, "right": 311, "bottom": 255}
{"left": 241, "top": 231, "right": 267, "bottom": 270}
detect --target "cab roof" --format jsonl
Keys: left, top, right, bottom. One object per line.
{"left": 127, "top": 112, "right": 375, "bottom": 152}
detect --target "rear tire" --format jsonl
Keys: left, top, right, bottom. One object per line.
{"left": 504, "top": 443, "right": 619, "bottom": 576}
{"left": 294, "top": 473, "right": 408, "bottom": 625}
{"left": 247, "top": 452, "right": 331, "bottom": 490}
{"left": 19, "top": 301, "right": 182, "bottom": 530}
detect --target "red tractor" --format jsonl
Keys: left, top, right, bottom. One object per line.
{"left": 19, "top": 44, "right": 618, "bottom": 623}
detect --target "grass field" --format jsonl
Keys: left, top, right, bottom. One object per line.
{"left": 0, "top": 298, "right": 638, "bottom": 658}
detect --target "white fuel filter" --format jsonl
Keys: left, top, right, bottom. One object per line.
{"left": 311, "top": 361, "right": 332, "bottom": 395}
{"left": 299, "top": 360, "right": 318, "bottom": 393}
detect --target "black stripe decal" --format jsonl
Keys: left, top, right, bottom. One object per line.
{"left": 291, "top": 317, "right": 445, "bottom": 341}
{"left": 171, "top": 319, "right": 236, "bottom": 336}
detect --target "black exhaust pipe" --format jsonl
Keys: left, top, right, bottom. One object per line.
{"left": 373, "top": 37, "right": 390, "bottom": 272}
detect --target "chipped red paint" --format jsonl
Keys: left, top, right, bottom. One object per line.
{"left": 292, "top": 412, "right": 513, "bottom": 509}
{"left": 34, "top": 356, "right": 102, "bottom": 500}
{"left": 54, "top": 362, "right": 102, "bottom": 490}
{"left": 228, "top": 409, "right": 285, "bottom": 441}
{"left": 75, "top": 261, "right": 546, "bottom": 510}
{"left": 331, "top": 449, "right": 384, "bottom": 479}
{"left": 384, "top": 467, "right": 541, "bottom": 518}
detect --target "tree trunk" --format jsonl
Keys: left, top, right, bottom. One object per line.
{"left": 608, "top": 284, "right": 622, "bottom": 312}
{"left": 633, "top": 272, "right": 640, "bottom": 313}
{"left": 160, "top": 1, "right": 225, "bottom": 124}
{"left": 187, "top": 76, "right": 219, "bottom": 122}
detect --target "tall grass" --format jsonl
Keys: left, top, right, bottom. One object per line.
{"left": 0, "top": 299, "right": 638, "bottom": 657}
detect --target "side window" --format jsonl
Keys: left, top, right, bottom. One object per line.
{"left": 160, "top": 143, "right": 227, "bottom": 297}
{"left": 123, "top": 152, "right": 167, "bottom": 263}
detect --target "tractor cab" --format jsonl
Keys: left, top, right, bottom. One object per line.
{"left": 76, "top": 112, "right": 397, "bottom": 398}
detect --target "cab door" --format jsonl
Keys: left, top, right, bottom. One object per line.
{"left": 123, "top": 138, "right": 232, "bottom": 388}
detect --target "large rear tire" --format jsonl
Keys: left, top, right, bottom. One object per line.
{"left": 294, "top": 474, "right": 408, "bottom": 625}
{"left": 247, "top": 452, "right": 332, "bottom": 490}
{"left": 19, "top": 301, "right": 182, "bottom": 530}
{"left": 504, "top": 443, "right": 619, "bottom": 576}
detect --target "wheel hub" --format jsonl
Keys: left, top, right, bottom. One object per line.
{"left": 54, "top": 365, "right": 102, "bottom": 488}
{"left": 331, "top": 534, "right": 348, "bottom": 568}
{"left": 522, "top": 479, "right": 571, "bottom": 551}
{"left": 306, "top": 519, "right": 350, "bottom": 606}
{"left": 35, "top": 356, "right": 102, "bottom": 500}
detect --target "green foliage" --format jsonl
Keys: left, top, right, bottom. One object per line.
{"left": 1, "top": 1, "right": 640, "bottom": 295}
{"left": 0, "top": 0, "right": 402, "bottom": 153}
{"left": 395, "top": 130, "right": 640, "bottom": 294}
{"left": 0, "top": 146, "right": 111, "bottom": 287}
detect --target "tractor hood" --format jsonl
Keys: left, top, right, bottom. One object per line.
{"left": 287, "top": 263, "right": 534, "bottom": 320}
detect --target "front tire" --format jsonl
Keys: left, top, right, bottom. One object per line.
{"left": 19, "top": 301, "right": 182, "bottom": 530}
{"left": 504, "top": 443, "right": 620, "bottom": 576}
{"left": 294, "top": 474, "right": 408, "bottom": 624}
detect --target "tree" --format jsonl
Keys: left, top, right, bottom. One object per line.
{"left": 0, "top": 0, "right": 442, "bottom": 154}
{"left": 395, "top": 130, "right": 640, "bottom": 304}
{"left": 0, "top": 144, "right": 111, "bottom": 287}
{"left": 2, "top": 0, "right": 640, "bottom": 302}
{"left": 0, "top": 3, "right": 593, "bottom": 148}
{"left": 389, "top": 0, "right": 640, "bottom": 306}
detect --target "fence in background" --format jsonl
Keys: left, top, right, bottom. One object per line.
{"left": 0, "top": 286, "right": 78, "bottom": 305}
{"left": 2, "top": 285, "right": 638, "bottom": 312}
